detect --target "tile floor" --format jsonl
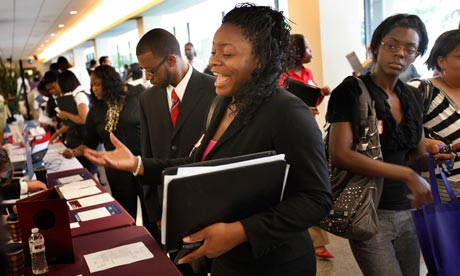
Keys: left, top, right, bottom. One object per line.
{"left": 316, "top": 233, "right": 428, "bottom": 276}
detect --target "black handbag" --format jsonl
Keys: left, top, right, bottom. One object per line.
{"left": 320, "top": 77, "right": 383, "bottom": 241}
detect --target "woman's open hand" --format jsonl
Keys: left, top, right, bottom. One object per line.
{"left": 84, "top": 133, "right": 137, "bottom": 172}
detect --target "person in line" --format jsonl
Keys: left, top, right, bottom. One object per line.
{"left": 361, "top": 58, "right": 420, "bottom": 82}
{"left": 122, "top": 64, "right": 129, "bottom": 80}
{"left": 61, "top": 65, "right": 145, "bottom": 220}
{"left": 280, "top": 34, "right": 330, "bottom": 116}
{"left": 87, "top": 59, "right": 97, "bottom": 75}
{"left": 56, "top": 56, "right": 91, "bottom": 94}
{"left": 126, "top": 62, "right": 151, "bottom": 89}
{"left": 326, "top": 14, "right": 432, "bottom": 276}
{"left": 40, "top": 71, "right": 62, "bottom": 137}
{"left": 0, "top": 147, "right": 46, "bottom": 200}
{"left": 47, "top": 71, "right": 97, "bottom": 176}
{"left": 99, "top": 56, "right": 112, "bottom": 67}
{"left": 85, "top": 3, "right": 331, "bottom": 275}
{"left": 184, "top": 42, "right": 206, "bottom": 72}
{"left": 280, "top": 33, "right": 333, "bottom": 258}
{"left": 408, "top": 29, "right": 460, "bottom": 199}
{"left": 136, "top": 28, "right": 216, "bottom": 276}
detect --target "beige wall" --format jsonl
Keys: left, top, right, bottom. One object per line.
{"left": 287, "top": 0, "right": 326, "bottom": 131}
{"left": 287, "top": 0, "right": 365, "bottom": 134}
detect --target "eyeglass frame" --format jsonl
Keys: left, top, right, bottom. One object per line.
{"left": 143, "top": 55, "right": 169, "bottom": 76}
{"left": 380, "top": 41, "right": 419, "bottom": 57}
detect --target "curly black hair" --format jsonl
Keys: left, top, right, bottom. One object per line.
{"left": 222, "top": 3, "right": 291, "bottom": 123}
{"left": 369, "top": 13, "right": 428, "bottom": 61}
{"left": 425, "top": 29, "right": 460, "bottom": 71}
{"left": 91, "top": 65, "right": 126, "bottom": 104}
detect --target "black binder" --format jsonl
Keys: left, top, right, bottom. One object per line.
{"left": 283, "top": 78, "right": 321, "bottom": 107}
{"left": 56, "top": 94, "right": 78, "bottom": 115}
{"left": 161, "top": 151, "right": 289, "bottom": 253}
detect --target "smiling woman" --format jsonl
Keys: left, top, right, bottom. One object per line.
{"left": 84, "top": 3, "right": 331, "bottom": 276}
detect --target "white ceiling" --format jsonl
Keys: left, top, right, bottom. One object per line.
{"left": 0, "top": 0, "right": 203, "bottom": 61}
{"left": 0, "top": 0, "right": 99, "bottom": 60}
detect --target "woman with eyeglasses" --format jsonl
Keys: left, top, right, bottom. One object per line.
{"left": 326, "top": 14, "right": 431, "bottom": 276}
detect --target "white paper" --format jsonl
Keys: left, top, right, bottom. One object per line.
{"left": 75, "top": 206, "right": 112, "bottom": 221}
{"left": 57, "top": 175, "right": 85, "bottom": 185}
{"left": 67, "top": 193, "right": 114, "bottom": 210}
{"left": 32, "top": 140, "right": 49, "bottom": 153}
{"left": 60, "top": 186, "right": 101, "bottom": 200}
{"left": 70, "top": 222, "right": 80, "bottom": 229}
{"left": 38, "top": 113, "right": 53, "bottom": 125}
{"left": 58, "top": 179, "right": 97, "bottom": 192}
{"left": 29, "top": 126, "right": 46, "bottom": 137}
{"left": 84, "top": 242, "right": 154, "bottom": 273}
{"left": 161, "top": 154, "right": 286, "bottom": 244}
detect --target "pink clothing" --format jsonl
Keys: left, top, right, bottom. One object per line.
{"left": 201, "top": 139, "right": 217, "bottom": 161}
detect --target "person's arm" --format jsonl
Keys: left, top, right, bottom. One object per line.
{"left": 329, "top": 121, "right": 431, "bottom": 203}
{"left": 62, "top": 144, "right": 88, "bottom": 159}
{"left": 49, "top": 125, "right": 69, "bottom": 143}
{"left": 25, "top": 180, "right": 47, "bottom": 193}
{"left": 84, "top": 133, "right": 189, "bottom": 177}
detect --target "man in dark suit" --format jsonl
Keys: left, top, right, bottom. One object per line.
{"left": 0, "top": 147, "right": 46, "bottom": 201}
{"left": 136, "top": 28, "right": 215, "bottom": 274}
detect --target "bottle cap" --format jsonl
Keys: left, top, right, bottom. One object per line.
{"left": 31, "top": 228, "right": 39, "bottom": 233}
{"left": 7, "top": 213, "right": 18, "bottom": 221}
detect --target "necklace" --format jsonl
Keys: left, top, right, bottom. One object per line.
{"left": 105, "top": 98, "right": 124, "bottom": 132}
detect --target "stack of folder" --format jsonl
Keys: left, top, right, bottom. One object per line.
{"left": 161, "top": 151, "right": 290, "bottom": 253}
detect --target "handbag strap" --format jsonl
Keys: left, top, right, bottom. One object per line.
{"left": 355, "top": 77, "right": 372, "bottom": 128}
{"left": 439, "top": 166, "right": 459, "bottom": 202}
{"left": 354, "top": 77, "right": 382, "bottom": 159}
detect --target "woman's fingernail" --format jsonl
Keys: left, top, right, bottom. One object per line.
{"left": 183, "top": 237, "right": 190, "bottom": 242}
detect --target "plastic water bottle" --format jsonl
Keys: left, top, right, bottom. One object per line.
{"left": 28, "top": 228, "right": 48, "bottom": 274}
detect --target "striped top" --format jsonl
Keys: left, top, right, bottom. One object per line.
{"left": 409, "top": 79, "right": 460, "bottom": 181}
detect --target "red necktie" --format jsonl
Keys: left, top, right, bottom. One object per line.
{"left": 170, "top": 89, "right": 180, "bottom": 127}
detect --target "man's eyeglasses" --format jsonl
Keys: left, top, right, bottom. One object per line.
{"left": 380, "top": 41, "right": 419, "bottom": 57}
{"left": 143, "top": 56, "right": 168, "bottom": 76}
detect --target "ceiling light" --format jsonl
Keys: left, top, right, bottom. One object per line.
{"left": 50, "top": 33, "right": 55, "bottom": 37}
{"left": 69, "top": 10, "right": 78, "bottom": 15}
{"left": 58, "top": 24, "right": 64, "bottom": 28}
{"left": 39, "top": 0, "right": 164, "bottom": 61}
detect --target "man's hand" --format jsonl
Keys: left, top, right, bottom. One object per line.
{"left": 27, "top": 180, "right": 47, "bottom": 193}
